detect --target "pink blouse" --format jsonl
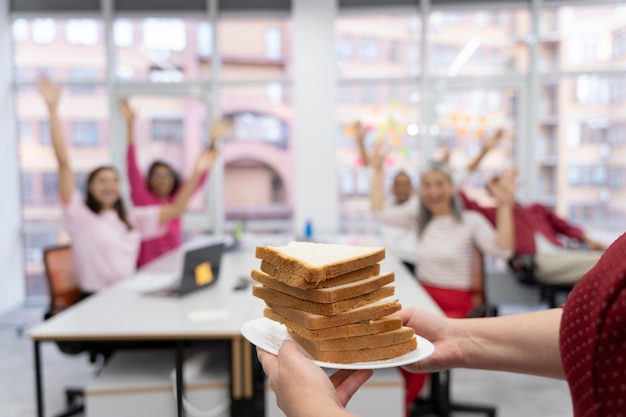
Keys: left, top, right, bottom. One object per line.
{"left": 62, "top": 191, "right": 166, "bottom": 292}
{"left": 560, "top": 232, "right": 626, "bottom": 416}
{"left": 127, "top": 144, "right": 207, "bottom": 267}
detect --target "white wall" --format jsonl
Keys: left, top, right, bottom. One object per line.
{"left": 0, "top": 0, "right": 26, "bottom": 314}
{"left": 293, "top": 0, "right": 339, "bottom": 237}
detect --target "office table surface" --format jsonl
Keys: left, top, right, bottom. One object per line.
{"left": 28, "top": 236, "right": 442, "bottom": 342}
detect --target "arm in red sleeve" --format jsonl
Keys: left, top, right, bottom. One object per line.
{"left": 539, "top": 204, "right": 585, "bottom": 241}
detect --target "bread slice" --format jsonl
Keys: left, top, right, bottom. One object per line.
{"left": 291, "top": 332, "right": 417, "bottom": 364}
{"left": 251, "top": 270, "right": 394, "bottom": 303}
{"left": 253, "top": 285, "right": 395, "bottom": 316}
{"left": 267, "top": 299, "right": 401, "bottom": 330}
{"left": 264, "top": 308, "right": 403, "bottom": 340}
{"left": 259, "top": 261, "right": 381, "bottom": 289}
{"left": 288, "top": 326, "right": 415, "bottom": 351}
{"left": 255, "top": 242, "right": 385, "bottom": 284}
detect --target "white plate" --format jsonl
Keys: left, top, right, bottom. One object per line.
{"left": 241, "top": 317, "right": 435, "bottom": 370}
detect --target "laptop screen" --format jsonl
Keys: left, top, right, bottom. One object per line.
{"left": 178, "top": 243, "right": 225, "bottom": 296}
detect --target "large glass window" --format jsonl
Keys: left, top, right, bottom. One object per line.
{"left": 428, "top": 9, "right": 529, "bottom": 75}
{"left": 115, "top": 18, "right": 212, "bottom": 81}
{"left": 219, "top": 18, "right": 290, "bottom": 80}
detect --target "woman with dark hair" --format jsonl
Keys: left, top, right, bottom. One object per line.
{"left": 371, "top": 158, "right": 515, "bottom": 416}
{"left": 38, "top": 76, "right": 217, "bottom": 295}
{"left": 120, "top": 99, "right": 221, "bottom": 267}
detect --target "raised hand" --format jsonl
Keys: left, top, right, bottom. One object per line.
{"left": 482, "top": 128, "right": 505, "bottom": 152}
{"left": 194, "top": 149, "right": 218, "bottom": 174}
{"left": 208, "top": 120, "right": 223, "bottom": 150}
{"left": 37, "top": 75, "right": 62, "bottom": 109}
{"left": 119, "top": 98, "right": 136, "bottom": 124}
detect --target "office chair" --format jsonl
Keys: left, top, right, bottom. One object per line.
{"left": 508, "top": 254, "right": 573, "bottom": 308}
{"left": 43, "top": 244, "right": 96, "bottom": 417}
{"left": 411, "top": 248, "right": 497, "bottom": 417}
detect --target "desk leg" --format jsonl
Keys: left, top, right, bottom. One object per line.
{"left": 176, "top": 341, "right": 184, "bottom": 417}
{"left": 34, "top": 341, "right": 44, "bottom": 417}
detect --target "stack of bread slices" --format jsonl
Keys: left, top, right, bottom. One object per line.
{"left": 251, "top": 241, "right": 417, "bottom": 363}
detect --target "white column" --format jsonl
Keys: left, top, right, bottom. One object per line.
{"left": 292, "top": 0, "right": 338, "bottom": 237}
{"left": 0, "top": 0, "right": 26, "bottom": 313}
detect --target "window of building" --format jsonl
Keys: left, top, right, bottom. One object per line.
{"left": 336, "top": 37, "right": 352, "bottom": 63}
{"left": 152, "top": 119, "right": 184, "bottom": 142}
{"left": 38, "top": 121, "right": 51, "bottom": 146}
{"left": 20, "top": 173, "right": 34, "bottom": 204}
{"left": 114, "top": 19, "right": 133, "bottom": 48}
{"left": 42, "top": 172, "right": 59, "bottom": 203}
{"left": 197, "top": 23, "right": 213, "bottom": 57}
{"left": 613, "top": 29, "right": 626, "bottom": 59}
{"left": 575, "top": 75, "right": 610, "bottom": 105}
{"left": 65, "top": 19, "right": 98, "bottom": 46}
{"left": 12, "top": 19, "right": 29, "bottom": 43}
{"left": 72, "top": 121, "right": 100, "bottom": 147}
{"left": 232, "top": 112, "right": 287, "bottom": 149}
{"left": 266, "top": 82, "right": 283, "bottom": 105}
{"left": 265, "top": 27, "right": 282, "bottom": 60}
{"left": 358, "top": 38, "right": 378, "bottom": 61}
{"left": 69, "top": 68, "right": 97, "bottom": 94}
{"left": 360, "top": 85, "right": 378, "bottom": 104}
{"left": 32, "top": 19, "right": 56, "bottom": 44}
{"left": 18, "top": 120, "right": 32, "bottom": 145}
{"left": 388, "top": 40, "right": 401, "bottom": 62}
{"left": 143, "top": 18, "right": 186, "bottom": 51}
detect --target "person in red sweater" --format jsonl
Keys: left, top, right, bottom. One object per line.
{"left": 257, "top": 232, "right": 626, "bottom": 417}
{"left": 120, "top": 99, "right": 222, "bottom": 267}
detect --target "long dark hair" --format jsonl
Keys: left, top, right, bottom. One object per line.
{"left": 147, "top": 161, "right": 181, "bottom": 197}
{"left": 85, "top": 166, "right": 133, "bottom": 231}
{"left": 417, "top": 161, "right": 464, "bottom": 238}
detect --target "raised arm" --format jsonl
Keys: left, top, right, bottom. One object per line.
{"left": 158, "top": 149, "right": 217, "bottom": 224}
{"left": 398, "top": 307, "right": 565, "bottom": 379}
{"left": 38, "top": 76, "right": 75, "bottom": 205}
{"left": 120, "top": 98, "right": 152, "bottom": 204}
{"left": 466, "top": 128, "right": 504, "bottom": 174}
{"left": 369, "top": 139, "right": 387, "bottom": 212}
{"left": 487, "top": 168, "right": 515, "bottom": 252}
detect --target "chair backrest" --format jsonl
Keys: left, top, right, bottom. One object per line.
{"left": 43, "top": 245, "right": 80, "bottom": 319}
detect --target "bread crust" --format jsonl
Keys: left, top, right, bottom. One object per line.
{"left": 267, "top": 299, "right": 401, "bottom": 330}
{"left": 264, "top": 308, "right": 403, "bottom": 340}
{"left": 259, "top": 261, "right": 381, "bottom": 289}
{"left": 254, "top": 285, "right": 395, "bottom": 315}
{"left": 255, "top": 242, "right": 385, "bottom": 284}
{"left": 251, "top": 270, "right": 394, "bottom": 303}
{"left": 287, "top": 326, "right": 415, "bottom": 351}
{"left": 291, "top": 332, "right": 417, "bottom": 364}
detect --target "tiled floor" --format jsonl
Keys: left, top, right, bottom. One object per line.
{"left": 1, "top": 304, "right": 573, "bottom": 417}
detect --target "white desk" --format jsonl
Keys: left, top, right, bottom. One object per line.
{"left": 28, "top": 234, "right": 442, "bottom": 417}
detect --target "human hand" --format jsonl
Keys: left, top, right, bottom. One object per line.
{"left": 395, "top": 308, "right": 464, "bottom": 374}
{"left": 370, "top": 138, "right": 389, "bottom": 169}
{"left": 37, "top": 75, "right": 61, "bottom": 109}
{"left": 353, "top": 121, "right": 366, "bottom": 141}
{"left": 440, "top": 148, "right": 451, "bottom": 165}
{"left": 208, "top": 120, "right": 223, "bottom": 150}
{"left": 487, "top": 168, "right": 516, "bottom": 206}
{"left": 582, "top": 237, "right": 606, "bottom": 251}
{"left": 257, "top": 341, "right": 371, "bottom": 417}
{"left": 119, "top": 98, "right": 136, "bottom": 124}
{"left": 194, "top": 149, "right": 218, "bottom": 174}
{"left": 482, "top": 128, "right": 505, "bottom": 151}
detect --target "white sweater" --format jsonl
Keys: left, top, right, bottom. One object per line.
{"left": 374, "top": 201, "right": 510, "bottom": 290}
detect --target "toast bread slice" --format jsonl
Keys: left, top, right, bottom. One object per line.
{"left": 259, "top": 261, "right": 381, "bottom": 289}
{"left": 291, "top": 332, "right": 417, "bottom": 363}
{"left": 251, "top": 270, "right": 394, "bottom": 303}
{"left": 255, "top": 242, "right": 385, "bottom": 284}
{"left": 266, "top": 299, "right": 401, "bottom": 330}
{"left": 253, "top": 285, "right": 395, "bottom": 315}
{"left": 264, "top": 308, "right": 403, "bottom": 340}
{"left": 287, "top": 326, "right": 415, "bottom": 351}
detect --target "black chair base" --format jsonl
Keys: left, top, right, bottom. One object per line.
{"left": 410, "top": 371, "right": 496, "bottom": 417}
{"left": 54, "top": 387, "right": 84, "bottom": 417}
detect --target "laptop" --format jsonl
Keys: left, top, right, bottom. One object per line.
{"left": 144, "top": 243, "right": 225, "bottom": 297}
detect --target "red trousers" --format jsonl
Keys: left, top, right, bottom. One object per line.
{"left": 400, "top": 284, "right": 474, "bottom": 416}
